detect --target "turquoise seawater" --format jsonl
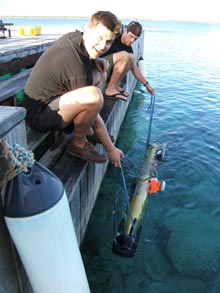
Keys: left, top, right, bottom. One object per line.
{"left": 81, "top": 22, "right": 220, "bottom": 292}
{"left": 4, "top": 17, "right": 220, "bottom": 292}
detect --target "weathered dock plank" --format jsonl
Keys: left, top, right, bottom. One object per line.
{"left": 0, "top": 106, "right": 27, "bottom": 146}
{"left": 0, "top": 34, "right": 60, "bottom": 74}
{"left": 0, "top": 68, "right": 31, "bottom": 102}
{"left": 0, "top": 34, "right": 60, "bottom": 63}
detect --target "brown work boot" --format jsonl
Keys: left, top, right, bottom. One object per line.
{"left": 67, "top": 141, "right": 107, "bottom": 164}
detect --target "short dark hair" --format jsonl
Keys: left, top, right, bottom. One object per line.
{"left": 127, "top": 21, "right": 142, "bottom": 37}
{"left": 90, "top": 11, "right": 121, "bottom": 35}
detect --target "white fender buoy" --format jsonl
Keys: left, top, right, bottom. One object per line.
{"left": 138, "top": 56, "right": 146, "bottom": 77}
{"left": 4, "top": 162, "right": 90, "bottom": 293}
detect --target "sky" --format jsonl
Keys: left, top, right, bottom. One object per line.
{"left": 0, "top": 0, "right": 220, "bottom": 23}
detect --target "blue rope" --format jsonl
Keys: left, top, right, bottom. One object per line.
{"left": 113, "top": 165, "right": 137, "bottom": 238}
{"left": 146, "top": 94, "right": 156, "bottom": 150}
{"left": 113, "top": 167, "right": 118, "bottom": 236}
{"left": 120, "top": 165, "right": 137, "bottom": 237}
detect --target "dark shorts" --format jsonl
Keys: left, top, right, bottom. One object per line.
{"left": 23, "top": 93, "right": 63, "bottom": 132}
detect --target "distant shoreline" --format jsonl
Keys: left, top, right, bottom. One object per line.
{"left": 0, "top": 16, "right": 219, "bottom": 24}
{"left": 0, "top": 16, "right": 90, "bottom": 19}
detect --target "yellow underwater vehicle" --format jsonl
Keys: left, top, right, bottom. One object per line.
{"left": 112, "top": 94, "right": 166, "bottom": 257}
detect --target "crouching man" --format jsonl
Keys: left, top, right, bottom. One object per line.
{"left": 23, "top": 11, "right": 124, "bottom": 167}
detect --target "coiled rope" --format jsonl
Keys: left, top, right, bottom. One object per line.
{"left": 0, "top": 139, "right": 35, "bottom": 202}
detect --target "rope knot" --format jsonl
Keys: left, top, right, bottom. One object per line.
{"left": 0, "top": 139, "right": 35, "bottom": 201}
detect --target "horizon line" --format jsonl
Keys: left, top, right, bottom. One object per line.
{"left": 0, "top": 15, "right": 220, "bottom": 24}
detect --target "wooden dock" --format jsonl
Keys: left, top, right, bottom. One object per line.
{"left": 0, "top": 33, "right": 60, "bottom": 75}
{"left": 0, "top": 32, "right": 144, "bottom": 292}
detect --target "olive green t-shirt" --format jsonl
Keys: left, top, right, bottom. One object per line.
{"left": 25, "top": 30, "right": 93, "bottom": 103}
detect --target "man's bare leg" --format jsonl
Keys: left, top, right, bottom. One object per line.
{"left": 105, "top": 51, "right": 131, "bottom": 96}
{"left": 58, "top": 86, "right": 103, "bottom": 148}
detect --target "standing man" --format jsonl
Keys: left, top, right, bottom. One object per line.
{"left": 23, "top": 11, "right": 124, "bottom": 167}
{"left": 101, "top": 21, "right": 154, "bottom": 101}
